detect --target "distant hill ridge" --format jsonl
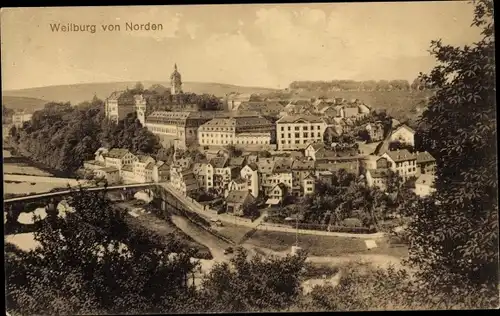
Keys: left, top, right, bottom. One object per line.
{"left": 2, "top": 81, "right": 278, "bottom": 105}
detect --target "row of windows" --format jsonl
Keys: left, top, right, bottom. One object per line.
{"left": 281, "top": 138, "right": 321, "bottom": 144}
{"left": 201, "top": 133, "right": 234, "bottom": 138}
{"left": 280, "top": 125, "right": 322, "bottom": 131}
{"left": 200, "top": 139, "right": 270, "bottom": 145}
{"left": 280, "top": 132, "right": 321, "bottom": 139}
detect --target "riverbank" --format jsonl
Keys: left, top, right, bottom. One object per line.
{"left": 4, "top": 143, "right": 76, "bottom": 178}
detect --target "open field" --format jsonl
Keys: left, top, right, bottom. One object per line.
{"left": 246, "top": 230, "right": 408, "bottom": 258}
{"left": 3, "top": 81, "right": 278, "bottom": 105}
{"left": 2, "top": 96, "right": 48, "bottom": 112}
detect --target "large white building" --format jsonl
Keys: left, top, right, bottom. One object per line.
{"left": 276, "top": 115, "right": 327, "bottom": 150}
{"left": 198, "top": 116, "right": 274, "bottom": 149}
{"left": 145, "top": 111, "right": 217, "bottom": 150}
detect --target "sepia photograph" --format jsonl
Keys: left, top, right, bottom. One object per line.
{"left": 2, "top": 1, "right": 498, "bottom": 314}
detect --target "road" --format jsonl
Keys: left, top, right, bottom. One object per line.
{"left": 171, "top": 214, "right": 231, "bottom": 262}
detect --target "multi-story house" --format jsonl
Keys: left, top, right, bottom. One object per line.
{"left": 380, "top": 149, "right": 418, "bottom": 182}
{"left": 256, "top": 158, "right": 276, "bottom": 194}
{"left": 343, "top": 105, "right": 360, "bottom": 118}
{"left": 104, "top": 148, "right": 138, "bottom": 171}
{"left": 225, "top": 178, "right": 249, "bottom": 198}
{"left": 94, "top": 167, "right": 120, "bottom": 184}
{"left": 209, "top": 157, "right": 234, "bottom": 192}
{"left": 416, "top": 151, "right": 436, "bottom": 175}
{"left": 170, "top": 169, "right": 199, "bottom": 196}
{"left": 389, "top": 124, "right": 415, "bottom": 147}
{"left": 226, "top": 190, "right": 255, "bottom": 216}
{"left": 105, "top": 91, "right": 146, "bottom": 124}
{"left": 12, "top": 111, "right": 33, "bottom": 128}
{"left": 366, "top": 122, "right": 385, "bottom": 142}
{"left": 276, "top": 115, "right": 327, "bottom": 150}
{"left": 291, "top": 159, "right": 315, "bottom": 196}
{"left": 192, "top": 162, "right": 214, "bottom": 191}
{"left": 120, "top": 164, "right": 137, "bottom": 184}
{"left": 415, "top": 174, "right": 436, "bottom": 197}
{"left": 302, "top": 174, "right": 316, "bottom": 196}
{"left": 265, "top": 158, "right": 293, "bottom": 194}
{"left": 266, "top": 183, "right": 288, "bottom": 206}
{"left": 365, "top": 168, "right": 390, "bottom": 191}
{"left": 152, "top": 161, "right": 170, "bottom": 183}
{"left": 133, "top": 155, "right": 156, "bottom": 183}
{"left": 198, "top": 116, "right": 274, "bottom": 149}
{"left": 145, "top": 111, "right": 217, "bottom": 150}
{"left": 240, "top": 163, "right": 259, "bottom": 198}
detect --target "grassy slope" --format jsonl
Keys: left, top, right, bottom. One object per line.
{"left": 2, "top": 96, "right": 48, "bottom": 112}
{"left": 2, "top": 81, "right": 278, "bottom": 105}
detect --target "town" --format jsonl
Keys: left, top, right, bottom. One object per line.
{"left": 77, "top": 64, "right": 436, "bottom": 215}
{"left": 3, "top": 2, "right": 497, "bottom": 314}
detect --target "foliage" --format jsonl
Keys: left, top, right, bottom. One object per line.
{"left": 242, "top": 200, "right": 260, "bottom": 219}
{"left": 298, "top": 261, "right": 498, "bottom": 311}
{"left": 185, "top": 248, "right": 307, "bottom": 313}
{"left": 5, "top": 187, "right": 198, "bottom": 315}
{"left": 289, "top": 79, "right": 412, "bottom": 92}
{"left": 388, "top": 140, "right": 415, "bottom": 152}
{"left": 11, "top": 98, "right": 162, "bottom": 175}
{"left": 3, "top": 105, "right": 15, "bottom": 124}
{"left": 407, "top": 0, "right": 498, "bottom": 299}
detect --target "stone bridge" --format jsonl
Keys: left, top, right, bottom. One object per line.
{"left": 3, "top": 182, "right": 212, "bottom": 235}
{"left": 3, "top": 183, "right": 192, "bottom": 235}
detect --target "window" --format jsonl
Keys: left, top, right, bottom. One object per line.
{"left": 295, "top": 140, "right": 300, "bottom": 144}
{"left": 288, "top": 127, "right": 291, "bottom": 131}
{"left": 303, "top": 132, "right": 308, "bottom": 138}
{"left": 281, "top": 133, "right": 285, "bottom": 138}
{"left": 281, "top": 126, "right": 284, "bottom": 131}
{"left": 288, "top": 133, "right": 291, "bottom": 138}
{"left": 295, "top": 126, "right": 300, "bottom": 131}
{"left": 303, "top": 126, "right": 308, "bottom": 130}
{"left": 295, "top": 133, "right": 300, "bottom": 138}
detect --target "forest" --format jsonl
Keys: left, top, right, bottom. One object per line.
{"left": 8, "top": 97, "right": 163, "bottom": 176}
{"left": 289, "top": 78, "right": 432, "bottom": 92}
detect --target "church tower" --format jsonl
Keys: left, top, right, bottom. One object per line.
{"left": 170, "top": 63, "right": 183, "bottom": 95}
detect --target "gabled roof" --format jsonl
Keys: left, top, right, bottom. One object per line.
{"left": 229, "top": 157, "right": 246, "bottom": 167}
{"left": 106, "top": 148, "right": 132, "bottom": 159}
{"left": 136, "top": 155, "right": 154, "bottom": 163}
{"left": 226, "top": 190, "right": 253, "bottom": 204}
{"left": 210, "top": 157, "right": 229, "bottom": 169}
{"left": 383, "top": 149, "right": 417, "bottom": 162}
{"left": 291, "top": 159, "right": 315, "bottom": 171}
{"left": 244, "top": 162, "right": 259, "bottom": 171}
{"left": 94, "top": 147, "right": 109, "bottom": 156}
{"left": 256, "top": 159, "right": 275, "bottom": 175}
{"left": 306, "top": 142, "right": 325, "bottom": 152}
{"left": 145, "top": 162, "right": 155, "bottom": 170}
{"left": 273, "top": 158, "right": 293, "bottom": 173}
{"left": 416, "top": 151, "right": 436, "bottom": 164}
{"left": 271, "top": 182, "right": 288, "bottom": 193}
{"left": 101, "top": 166, "right": 119, "bottom": 173}
{"left": 121, "top": 164, "right": 134, "bottom": 172}
{"left": 392, "top": 124, "right": 415, "bottom": 135}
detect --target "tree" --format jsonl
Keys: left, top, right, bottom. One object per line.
{"left": 407, "top": 0, "right": 498, "bottom": 304}
{"left": 191, "top": 248, "right": 307, "bottom": 313}
{"left": 323, "top": 127, "right": 337, "bottom": 145}
{"left": 5, "top": 187, "right": 198, "bottom": 315}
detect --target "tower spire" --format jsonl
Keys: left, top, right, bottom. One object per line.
{"left": 174, "top": 63, "right": 178, "bottom": 71}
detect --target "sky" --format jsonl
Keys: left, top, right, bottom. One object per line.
{"left": 1, "top": 2, "right": 483, "bottom": 90}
